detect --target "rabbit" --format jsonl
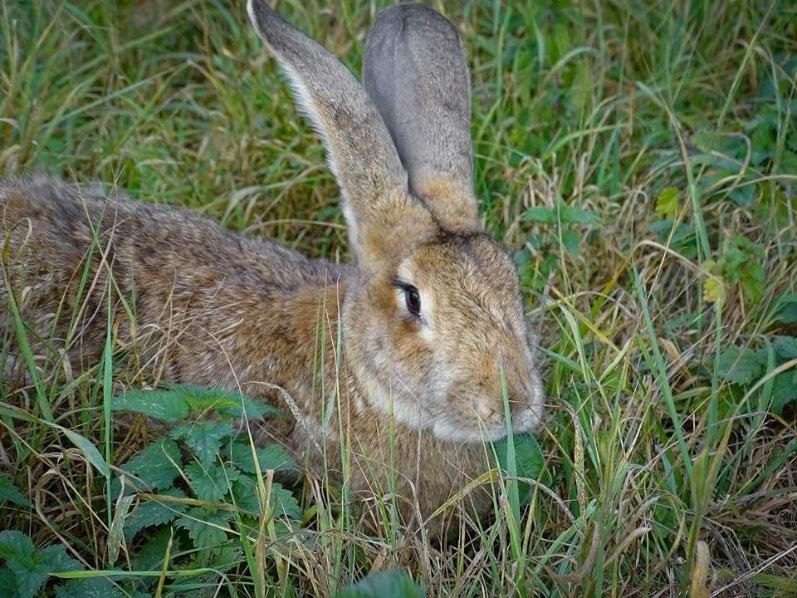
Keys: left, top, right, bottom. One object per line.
{"left": 0, "top": 1, "right": 544, "bottom": 527}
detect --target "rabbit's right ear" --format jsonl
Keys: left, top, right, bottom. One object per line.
{"left": 247, "top": 0, "right": 434, "bottom": 269}
{"left": 363, "top": 5, "right": 479, "bottom": 232}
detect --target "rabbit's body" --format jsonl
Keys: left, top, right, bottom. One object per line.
{"left": 0, "top": 176, "right": 491, "bottom": 520}
{"left": 1, "top": 2, "right": 542, "bottom": 527}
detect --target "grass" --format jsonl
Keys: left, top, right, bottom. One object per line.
{"left": 1, "top": 0, "right": 797, "bottom": 595}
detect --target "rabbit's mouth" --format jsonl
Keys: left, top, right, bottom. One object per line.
{"left": 430, "top": 399, "right": 543, "bottom": 444}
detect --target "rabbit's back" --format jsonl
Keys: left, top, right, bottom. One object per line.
{"left": 0, "top": 175, "right": 346, "bottom": 388}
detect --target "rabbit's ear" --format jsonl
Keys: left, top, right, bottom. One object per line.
{"left": 363, "top": 4, "right": 478, "bottom": 231}
{"left": 247, "top": 0, "right": 434, "bottom": 267}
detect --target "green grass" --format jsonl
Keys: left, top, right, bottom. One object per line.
{"left": 2, "top": 0, "right": 797, "bottom": 595}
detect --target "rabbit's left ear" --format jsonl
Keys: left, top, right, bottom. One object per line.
{"left": 363, "top": 4, "right": 479, "bottom": 231}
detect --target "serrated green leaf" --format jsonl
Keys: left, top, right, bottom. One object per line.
{"left": 186, "top": 462, "right": 239, "bottom": 502}
{"left": 717, "top": 346, "right": 764, "bottom": 385}
{"left": 0, "top": 476, "right": 29, "bottom": 507}
{"left": 773, "top": 336, "right": 797, "bottom": 359}
{"left": 0, "top": 569, "right": 16, "bottom": 597}
{"left": 229, "top": 478, "right": 300, "bottom": 518}
{"left": 521, "top": 206, "right": 556, "bottom": 224}
{"left": 771, "top": 371, "right": 797, "bottom": 415}
{"left": 54, "top": 576, "right": 124, "bottom": 598}
{"left": 335, "top": 570, "right": 425, "bottom": 598}
{"left": 35, "top": 545, "right": 82, "bottom": 574}
{"left": 561, "top": 229, "right": 580, "bottom": 255}
{"left": 0, "top": 539, "right": 82, "bottom": 598}
{"left": 0, "top": 530, "right": 35, "bottom": 562}
{"left": 560, "top": 205, "right": 599, "bottom": 225}
{"left": 175, "top": 385, "right": 278, "bottom": 420}
{"left": 231, "top": 476, "right": 260, "bottom": 514}
{"left": 124, "top": 488, "right": 187, "bottom": 542}
{"left": 176, "top": 508, "right": 231, "bottom": 550}
{"left": 121, "top": 439, "right": 182, "bottom": 490}
{"left": 269, "top": 483, "right": 302, "bottom": 519}
{"left": 774, "top": 293, "right": 797, "bottom": 324}
{"left": 114, "top": 389, "right": 189, "bottom": 422}
{"left": 228, "top": 442, "right": 297, "bottom": 474}
{"left": 171, "top": 421, "right": 234, "bottom": 467}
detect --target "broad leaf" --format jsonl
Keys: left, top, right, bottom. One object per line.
{"left": 0, "top": 476, "right": 30, "bottom": 507}
{"left": 493, "top": 433, "right": 545, "bottom": 503}
{"left": 114, "top": 389, "right": 189, "bottom": 422}
{"left": 336, "top": 570, "right": 425, "bottom": 598}
{"left": 54, "top": 576, "right": 124, "bottom": 598}
{"left": 0, "top": 533, "right": 82, "bottom": 598}
{"left": 121, "top": 439, "right": 182, "bottom": 490}
{"left": 270, "top": 482, "right": 302, "bottom": 519}
{"left": 717, "top": 346, "right": 763, "bottom": 385}
{"left": 186, "top": 462, "right": 239, "bottom": 503}
{"left": 773, "top": 336, "right": 797, "bottom": 359}
{"left": 771, "top": 371, "right": 797, "bottom": 415}
{"left": 124, "top": 488, "right": 188, "bottom": 541}
{"left": 228, "top": 442, "right": 297, "bottom": 474}
{"left": 176, "top": 508, "right": 231, "bottom": 550}
{"left": 171, "top": 421, "right": 235, "bottom": 467}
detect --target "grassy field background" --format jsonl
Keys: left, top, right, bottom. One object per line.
{"left": 1, "top": 0, "right": 796, "bottom": 596}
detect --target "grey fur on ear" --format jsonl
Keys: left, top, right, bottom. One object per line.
{"left": 247, "top": 0, "right": 433, "bottom": 266}
{"left": 363, "top": 4, "right": 479, "bottom": 231}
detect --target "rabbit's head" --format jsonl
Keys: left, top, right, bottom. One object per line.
{"left": 248, "top": 2, "right": 543, "bottom": 442}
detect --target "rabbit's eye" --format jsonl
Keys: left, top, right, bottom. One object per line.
{"left": 404, "top": 286, "right": 421, "bottom": 317}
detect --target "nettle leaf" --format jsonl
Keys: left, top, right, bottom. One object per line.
{"left": 559, "top": 205, "right": 599, "bottom": 225}
{"left": 0, "top": 569, "right": 16, "bottom": 596}
{"left": 124, "top": 488, "right": 188, "bottom": 542}
{"left": 229, "top": 477, "right": 300, "bottom": 518}
{"left": 561, "top": 229, "right": 581, "bottom": 256}
{"left": 269, "top": 483, "right": 302, "bottom": 519}
{"left": 0, "top": 530, "right": 35, "bottom": 562}
{"left": 176, "top": 508, "right": 231, "bottom": 550}
{"left": 174, "top": 385, "right": 278, "bottom": 420}
{"left": 171, "top": 421, "right": 235, "bottom": 468}
{"left": 522, "top": 206, "right": 556, "bottom": 224}
{"left": 772, "top": 371, "right": 797, "bottom": 415}
{"left": 336, "top": 570, "right": 425, "bottom": 598}
{"left": 186, "top": 462, "right": 239, "bottom": 503}
{"left": 228, "top": 442, "right": 297, "bottom": 474}
{"left": 773, "top": 336, "right": 797, "bottom": 359}
{"left": 774, "top": 293, "right": 797, "bottom": 324}
{"left": 114, "top": 389, "right": 189, "bottom": 422}
{"left": 0, "top": 532, "right": 82, "bottom": 598}
{"left": 54, "top": 576, "right": 124, "bottom": 598}
{"left": 0, "top": 476, "right": 29, "bottom": 507}
{"left": 121, "top": 439, "right": 182, "bottom": 490}
{"left": 717, "top": 346, "right": 764, "bottom": 385}
{"left": 231, "top": 476, "right": 260, "bottom": 514}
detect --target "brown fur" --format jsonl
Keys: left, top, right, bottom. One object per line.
{"left": 1, "top": 2, "right": 543, "bottom": 530}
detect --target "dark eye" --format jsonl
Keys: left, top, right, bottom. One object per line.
{"left": 404, "top": 286, "right": 421, "bottom": 317}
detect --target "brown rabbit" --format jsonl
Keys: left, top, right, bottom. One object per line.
{"left": 0, "top": 2, "right": 543, "bottom": 527}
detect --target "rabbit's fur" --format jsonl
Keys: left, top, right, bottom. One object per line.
{"left": 0, "top": 2, "right": 543, "bottom": 525}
